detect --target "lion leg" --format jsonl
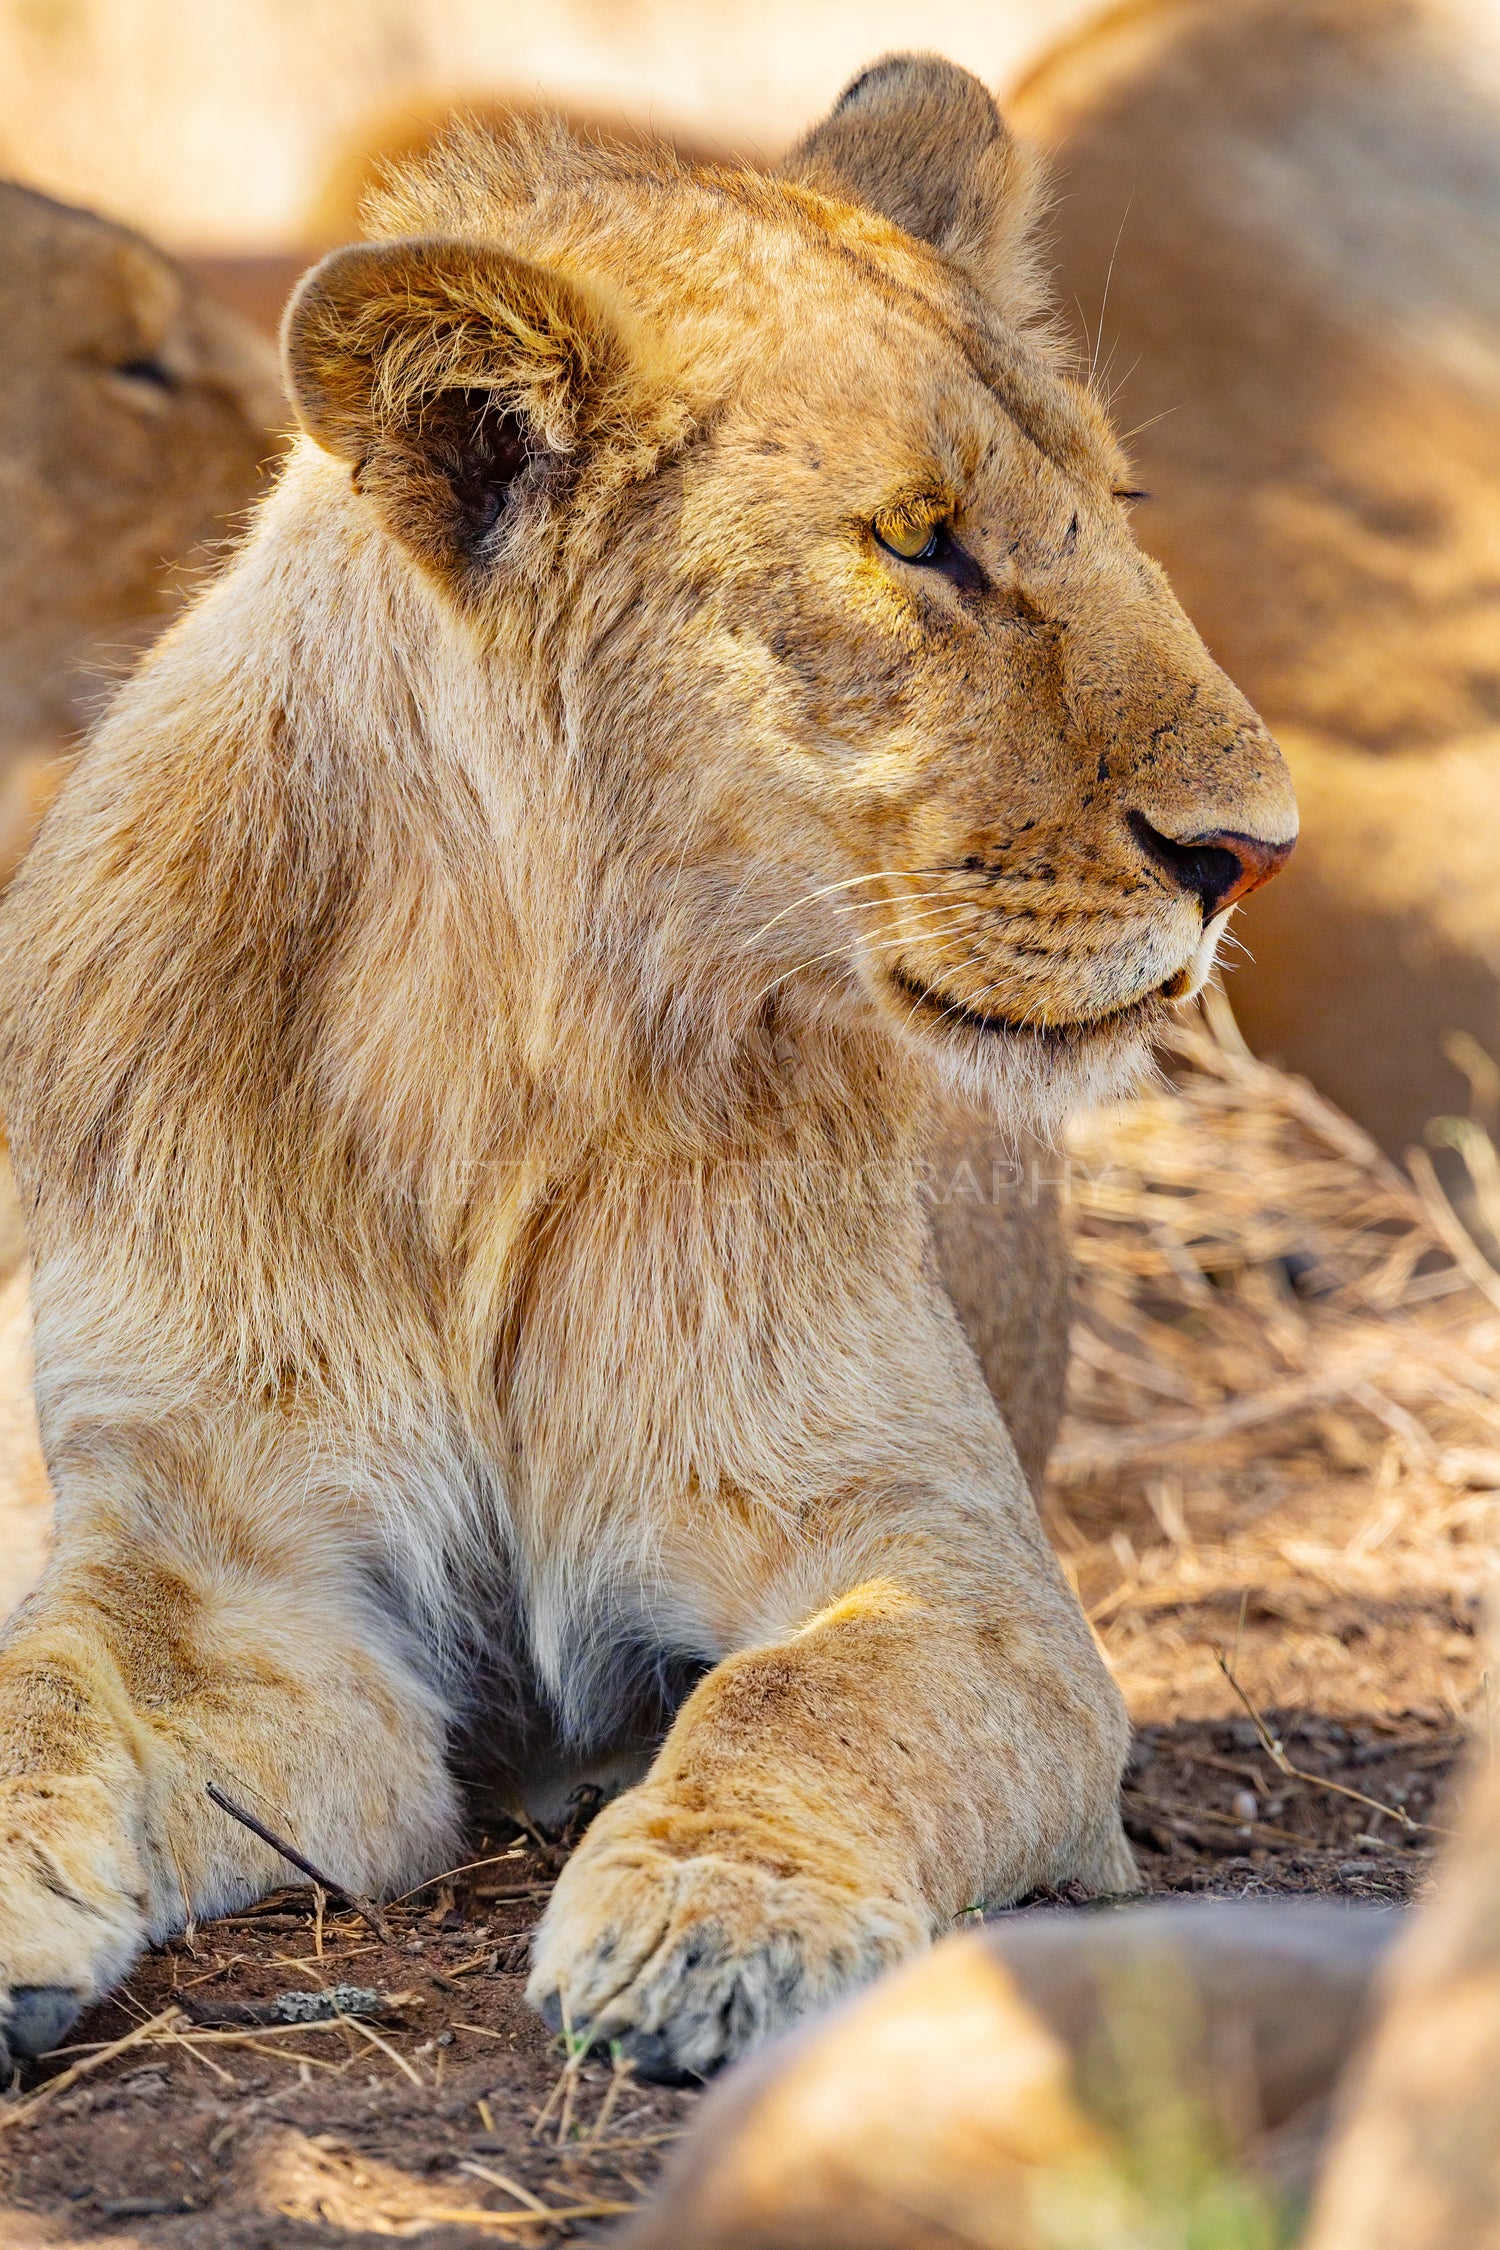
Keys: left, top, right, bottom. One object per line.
{"left": 528, "top": 1506, "right": 1134, "bottom": 2079}
{"left": 0, "top": 1482, "right": 458, "bottom": 2071}
{"left": 922, "top": 1103, "right": 1073, "bottom": 1495}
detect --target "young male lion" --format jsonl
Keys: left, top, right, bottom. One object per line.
{"left": 0, "top": 56, "right": 1294, "bottom": 2081}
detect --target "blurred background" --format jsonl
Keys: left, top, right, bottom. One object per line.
{"left": 0, "top": 1, "right": 1105, "bottom": 252}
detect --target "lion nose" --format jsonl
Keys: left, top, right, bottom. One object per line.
{"left": 1127, "top": 812, "right": 1294, "bottom": 920}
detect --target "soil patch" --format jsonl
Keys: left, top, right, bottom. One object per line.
{"left": 0, "top": 1827, "right": 693, "bottom": 2249}
{"left": 0, "top": 1708, "right": 1463, "bottom": 2249}
{"left": 1120, "top": 1708, "right": 1462, "bottom": 1902}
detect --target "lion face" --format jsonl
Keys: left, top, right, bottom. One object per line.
{"left": 283, "top": 58, "right": 1294, "bottom": 1133}
{"left": 673, "top": 316, "right": 1293, "bottom": 1117}
{"left": 0, "top": 183, "right": 284, "bottom": 757}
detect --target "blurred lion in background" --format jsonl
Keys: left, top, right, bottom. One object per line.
{"left": 0, "top": 184, "right": 284, "bottom": 1613}
{"left": 1014, "top": 0, "right": 1500, "bottom": 1156}
{"left": 0, "top": 182, "right": 285, "bottom": 883}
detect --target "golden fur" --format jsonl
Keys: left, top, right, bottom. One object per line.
{"left": 0, "top": 56, "right": 1293, "bottom": 2080}
{"left": 0, "top": 188, "right": 1063, "bottom": 1631}
{"left": 1012, "top": 0, "right": 1500, "bottom": 1152}
{"left": 0, "top": 181, "right": 285, "bottom": 886}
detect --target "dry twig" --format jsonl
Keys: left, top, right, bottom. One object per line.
{"left": 204, "top": 1782, "right": 393, "bottom": 1943}
{"left": 390, "top": 2202, "right": 634, "bottom": 2232}
{"left": 1212, "top": 1648, "right": 1451, "bottom": 1837}
{"left": 459, "top": 2160, "right": 554, "bottom": 2214}
{"left": 334, "top": 2003, "right": 425, "bottom": 2088}
{"left": 580, "top": 2047, "right": 636, "bottom": 2156}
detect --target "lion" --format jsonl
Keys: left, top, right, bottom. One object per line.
{"left": 626, "top": 1662, "right": 1500, "bottom": 2248}
{"left": 1011, "top": 0, "right": 1500, "bottom": 1154}
{"left": 1301, "top": 1695, "right": 1500, "bottom": 2247}
{"left": 0, "top": 54, "right": 1293, "bottom": 2082}
{"left": 0, "top": 174, "right": 1071, "bottom": 1628}
{"left": 0, "top": 180, "right": 285, "bottom": 889}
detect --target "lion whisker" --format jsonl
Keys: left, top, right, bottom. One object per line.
{"left": 736, "top": 868, "right": 951, "bottom": 952}
{"left": 767, "top": 916, "right": 976, "bottom": 993}
{"left": 825, "top": 890, "right": 976, "bottom": 922}
{"left": 852, "top": 901, "right": 981, "bottom": 939}
{"left": 752, "top": 902, "right": 981, "bottom": 992}
{"left": 747, "top": 916, "right": 977, "bottom": 1014}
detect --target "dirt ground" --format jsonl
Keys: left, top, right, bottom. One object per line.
{"left": 2, "top": 1010, "right": 1492, "bottom": 2244}
{"left": 0, "top": 1707, "right": 1464, "bottom": 2250}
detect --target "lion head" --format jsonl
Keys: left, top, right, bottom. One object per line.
{"left": 2, "top": 57, "right": 1298, "bottom": 1312}
{"left": 262, "top": 55, "right": 1294, "bottom": 1146}
{"left": 0, "top": 181, "right": 285, "bottom": 880}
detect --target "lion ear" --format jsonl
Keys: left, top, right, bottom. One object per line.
{"left": 782, "top": 54, "right": 1051, "bottom": 323}
{"left": 282, "top": 237, "right": 640, "bottom": 568}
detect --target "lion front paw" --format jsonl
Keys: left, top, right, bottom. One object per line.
{"left": 0, "top": 1777, "right": 149, "bottom": 2073}
{"left": 526, "top": 1796, "right": 926, "bottom": 2081}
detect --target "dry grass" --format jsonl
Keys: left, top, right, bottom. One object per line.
{"left": 1051, "top": 990, "right": 1500, "bottom": 1726}
{"left": 257, "top": 2127, "right": 634, "bottom": 2237}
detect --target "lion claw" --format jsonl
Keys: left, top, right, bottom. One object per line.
{"left": 611, "top": 2026, "right": 713, "bottom": 2086}
{"left": 2, "top": 1985, "right": 87, "bottom": 2071}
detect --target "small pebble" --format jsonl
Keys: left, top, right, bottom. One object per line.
{"left": 116, "top": 2068, "right": 170, "bottom": 2097}
{"left": 1232, "top": 1790, "right": 1259, "bottom": 1824}
{"left": 269, "top": 1984, "right": 382, "bottom": 2024}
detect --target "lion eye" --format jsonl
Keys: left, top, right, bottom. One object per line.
{"left": 874, "top": 516, "right": 940, "bottom": 563}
